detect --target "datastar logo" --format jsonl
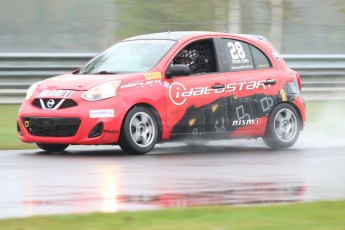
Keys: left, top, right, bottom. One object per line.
{"left": 169, "top": 82, "right": 212, "bottom": 106}
{"left": 169, "top": 80, "right": 272, "bottom": 106}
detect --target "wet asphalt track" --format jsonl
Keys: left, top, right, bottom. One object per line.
{"left": 1, "top": 130, "right": 345, "bottom": 219}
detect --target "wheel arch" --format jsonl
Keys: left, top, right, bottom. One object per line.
{"left": 121, "top": 103, "right": 163, "bottom": 140}
{"left": 265, "top": 101, "right": 303, "bottom": 134}
{"left": 283, "top": 101, "right": 303, "bottom": 130}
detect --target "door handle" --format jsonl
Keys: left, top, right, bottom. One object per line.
{"left": 211, "top": 84, "right": 225, "bottom": 89}
{"left": 263, "top": 79, "right": 276, "bottom": 85}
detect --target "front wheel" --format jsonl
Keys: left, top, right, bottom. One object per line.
{"left": 263, "top": 103, "right": 301, "bottom": 149}
{"left": 119, "top": 106, "right": 159, "bottom": 155}
{"left": 36, "top": 143, "right": 69, "bottom": 152}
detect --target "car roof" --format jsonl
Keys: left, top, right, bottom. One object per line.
{"left": 124, "top": 31, "right": 269, "bottom": 42}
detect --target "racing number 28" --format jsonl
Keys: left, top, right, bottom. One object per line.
{"left": 228, "top": 42, "right": 246, "bottom": 59}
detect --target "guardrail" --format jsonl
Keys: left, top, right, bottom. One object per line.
{"left": 283, "top": 54, "right": 345, "bottom": 101}
{"left": 0, "top": 53, "right": 345, "bottom": 104}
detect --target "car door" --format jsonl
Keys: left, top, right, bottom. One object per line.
{"left": 219, "top": 38, "right": 280, "bottom": 131}
{"left": 165, "top": 38, "right": 230, "bottom": 140}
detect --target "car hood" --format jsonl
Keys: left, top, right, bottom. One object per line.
{"left": 37, "top": 73, "right": 142, "bottom": 91}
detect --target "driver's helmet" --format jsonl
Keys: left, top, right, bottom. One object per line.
{"left": 173, "top": 49, "right": 199, "bottom": 72}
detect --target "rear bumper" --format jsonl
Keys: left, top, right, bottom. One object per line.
{"left": 294, "top": 96, "right": 307, "bottom": 130}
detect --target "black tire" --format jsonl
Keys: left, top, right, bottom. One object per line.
{"left": 263, "top": 103, "right": 301, "bottom": 149}
{"left": 119, "top": 106, "right": 159, "bottom": 155}
{"left": 36, "top": 143, "right": 69, "bottom": 152}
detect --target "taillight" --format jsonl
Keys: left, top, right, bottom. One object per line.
{"left": 295, "top": 72, "right": 302, "bottom": 91}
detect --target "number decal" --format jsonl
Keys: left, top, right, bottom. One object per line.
{"left": 227, "top": 41, "right": 246, "bottom": 59}
{"left": 228, "top": 42, "right": 238, "bottom": 59}
{"left": 235, "top": 42, "right": 246, "bottom": 59}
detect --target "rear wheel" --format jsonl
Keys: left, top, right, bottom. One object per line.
{"left": 263, "top": 103, "right": 300, "bottom": 149}
{"left": 119, "top": 106, "right": 159, "bottom": 155}
{"left": 36, "top": 143, "right": 69, "bottom": 152}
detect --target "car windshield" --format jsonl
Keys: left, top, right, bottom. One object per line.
{"left": 77, "top": 39, "right": 176, "bottom": 74}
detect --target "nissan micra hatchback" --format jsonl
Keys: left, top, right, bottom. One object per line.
{"left": 17, "top": 31, "right": 306, "bottom": 154}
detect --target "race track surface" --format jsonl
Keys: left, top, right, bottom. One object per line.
{"left": 1, "top": 132, "right": 345, "bottom": 219}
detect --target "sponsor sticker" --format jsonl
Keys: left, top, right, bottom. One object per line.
{"left": 38, "top": 90, "right": 73, "bottom": 98}
{"left": 89, "top": 109, "right": 114, "bottom": 118}
{"left": 272, "top": 50, "right": 280, "bottom": 61}
{"left": 232, "top": 118, "right": 262, "bottom": 126}
{"left": 121, "top": 79, "right": 162, "bottom": 89}
{"left": 280, "top": 89, "right": 287, "bottom": 101}
{"left": 164, "top": 81, "right": 170, "bottom": 88}
{"left": 257, "top": 64, "right": 269, "bottom": 68}
{"left": 144, "top": 72, "right": 162, "bottom": 80}
{"left": 103, "top": 130, "right": 119, "bottom": 134}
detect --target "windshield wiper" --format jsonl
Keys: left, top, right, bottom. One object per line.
{"left": 72, "top": 69, "right": 81, "bottom": 75}
{"left": 75, "top": 70, "right": 127, "bottom": 75}
{"left": 90, "top": 71, "right": 122, "bottom": 74}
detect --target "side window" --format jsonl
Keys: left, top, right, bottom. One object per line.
{"left": 172, "top": 39, "right": 217, "bottom": 75}
{"left": 221, "top": 39, "right": 254, "bottom": 71}
{"left": 250, "top": 45, "right": 271, "bottom": 69}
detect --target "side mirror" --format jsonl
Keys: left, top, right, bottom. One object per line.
{"left": 166, "top": 64, "right": 190, "bottom": 78}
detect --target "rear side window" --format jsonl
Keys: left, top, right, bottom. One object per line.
{"left": 221, "top": 39, "right": 254, "bottom": 71}
{"left": 250, "top": 45, "right": 271, "bottom": 69}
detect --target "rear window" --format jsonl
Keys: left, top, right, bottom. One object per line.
{"left": 250, "top": 45, "right": 271, "bottom": 69}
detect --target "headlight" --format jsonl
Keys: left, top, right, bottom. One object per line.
{"left": 81, "top": 81, "right": 122, "bottom": 101}
{"left": 25, "top": 82, "right": 41, "bottom": 100}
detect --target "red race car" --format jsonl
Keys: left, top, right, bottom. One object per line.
{"left": 17, "top": 31, "right": 306, "bottom": 154}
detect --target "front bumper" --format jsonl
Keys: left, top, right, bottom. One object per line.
{"left": 17, "top": 97, "right": 127, "bottom": 145}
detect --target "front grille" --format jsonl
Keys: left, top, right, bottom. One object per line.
{"left": 32, "top": 99, "right": 78, "bottom": 110}
{"left": 32, "top": 99, "right": 42, "bottom": 108}
{"left": 59, "top": 99, "right": 78, "bottom": 109}
{"left": 22, "top": 117, "right": 81, "bottom": 137}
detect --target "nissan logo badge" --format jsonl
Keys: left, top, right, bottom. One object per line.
{"left": 47, "top": 99, "right": 55, "bottom": 108}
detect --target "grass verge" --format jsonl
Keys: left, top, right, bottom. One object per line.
{"left": 1, "top": 200, "right": 345, "bottom": 230}
{"left": 0, "top": 104, "right": 37, "bottom": 150}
